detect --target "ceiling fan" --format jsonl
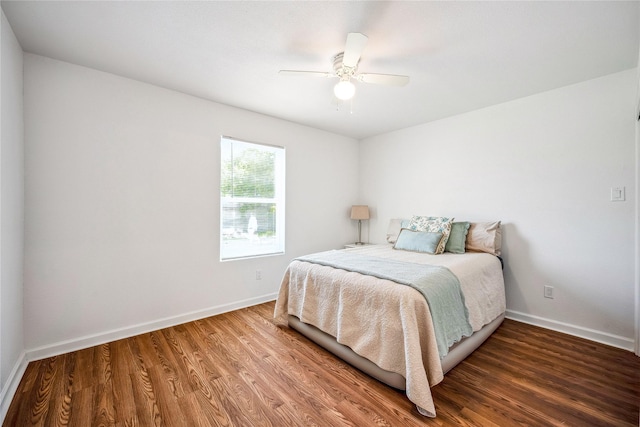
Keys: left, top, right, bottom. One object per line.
{"left": 279, "top": 33, "right": 410, "bottom": 101}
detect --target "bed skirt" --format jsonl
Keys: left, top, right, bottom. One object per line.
{"left": 287, "top": 312, "right": 505, "bottom": 390}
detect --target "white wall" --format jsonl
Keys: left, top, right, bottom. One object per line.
{"left": 0, "top": 10, "right": 25, "bottom": 417}
{"left": 23, "top": 53, "right": 359, "bottom": 355}
{"left": 360, "top": 70, "right": 637, "bottom": 349}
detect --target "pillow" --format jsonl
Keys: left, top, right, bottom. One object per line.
{"left": 393, "top": 228, "right": 443, "bottom": 254}
{"left": 386, "top": 218, "right": 411, "bottom": 243}
{"left": 445, "top": 221, "right": 470, "bottom": 254}
{"left": 407, "top": 216, "right": 454, "bottom": 254}
{"left": 466, "top": 221, "right": 502, "bottom": 256}
{"left": 386, "top": 219, "right": 403, "bottom": 243}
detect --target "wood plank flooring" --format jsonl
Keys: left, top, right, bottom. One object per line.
{"left": 4, "top": 301, "right": 639, "bottom": 426}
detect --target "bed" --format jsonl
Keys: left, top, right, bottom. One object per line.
{"left": 273, "top": 219, "right": 506, "bottom": 417}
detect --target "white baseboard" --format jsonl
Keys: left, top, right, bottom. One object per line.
{"left": 26, "top": 293, "right": 278, "bottom": 362}
{"left": 505, "top": 309, "right": 635, "bottom": 352}
{"left": 0, "top": 351, "right": 28, "bottom": 424}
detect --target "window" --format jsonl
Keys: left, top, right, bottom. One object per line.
{"left": 220, "top": 136, "right": 285, "bottom": 260}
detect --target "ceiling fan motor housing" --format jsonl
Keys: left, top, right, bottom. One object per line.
{"left": 333, "top": 52, "right": 358, "bottom": 80}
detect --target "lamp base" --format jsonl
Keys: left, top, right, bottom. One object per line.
{"left": 354, "top": 242, "right": 365, "bottom": 245}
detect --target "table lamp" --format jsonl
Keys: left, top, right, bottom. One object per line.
{"left": 350, "top": 205, "right": 370, "bottom": 245}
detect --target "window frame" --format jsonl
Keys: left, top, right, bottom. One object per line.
{"left": 219, "top": 136, "right": 285, "bottom": 261}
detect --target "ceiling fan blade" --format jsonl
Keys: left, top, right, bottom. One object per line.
{"left": 279, "top": 70, "right": 333, "bottom": 78}
{"left": 357, "top": 73, "right": 410, "bottom": 86}
{"left": 342, "top": 33, "right": 368, "bottom": 68}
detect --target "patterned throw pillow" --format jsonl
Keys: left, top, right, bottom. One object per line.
{"left": 407, "top": 216, "right": 454, "bottom": 254}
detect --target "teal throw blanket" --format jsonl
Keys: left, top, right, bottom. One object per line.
{"left": 296, "top": 250, "right": 473, "bottom": 359}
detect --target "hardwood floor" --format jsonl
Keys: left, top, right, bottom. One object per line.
{"left": 5, "top": 301, "right": 639, "bottom": 426}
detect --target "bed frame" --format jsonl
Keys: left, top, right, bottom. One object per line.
{"left": 288, "top": 313, "right": 505, "bottom": 390}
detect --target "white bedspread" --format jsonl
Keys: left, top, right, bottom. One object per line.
{"left": 274, "top": 244, "right": 506, "bottom": 417}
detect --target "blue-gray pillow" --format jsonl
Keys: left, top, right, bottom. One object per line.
{"left": 445, "top": 221, "right": 470, "bottom": 254}
{"left": 393, "top": 228, "right": 443, "bottom": 254}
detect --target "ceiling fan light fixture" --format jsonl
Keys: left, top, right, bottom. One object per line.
{"left": 334, "top": 80, "right": 355, "bottom": 100}
{"left": 279, "top": 33, "right": 409, "bottom": 103}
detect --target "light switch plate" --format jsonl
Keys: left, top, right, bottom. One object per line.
{"left": 611, "top": 187, "right": 625, "bottom": 202}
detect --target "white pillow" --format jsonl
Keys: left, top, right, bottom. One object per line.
{"left": 386, "top": 218, "right": 404, "bottom": 243}
{"left": 466, "top": 221, "right": 502, "bottom": 256}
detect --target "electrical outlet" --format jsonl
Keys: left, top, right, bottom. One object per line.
{"left": 255, "top": 270, "right": 262, "bottom": 280}
{"left": 544, "top": 285, "right": 554, "bottom": 299}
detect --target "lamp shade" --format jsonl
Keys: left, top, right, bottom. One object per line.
{"left": 350, "top": 205, "right": 370, "bottom": 220}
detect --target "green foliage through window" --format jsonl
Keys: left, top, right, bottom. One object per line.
{"left": 221, "top": 148, "right": 275, "bottom": 198}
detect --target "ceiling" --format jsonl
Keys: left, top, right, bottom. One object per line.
{"left": 2, "top": 1, "right": 639, "bottom": 140}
